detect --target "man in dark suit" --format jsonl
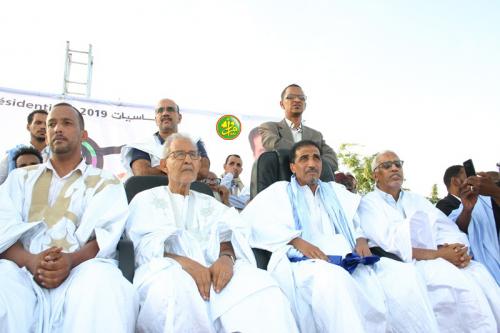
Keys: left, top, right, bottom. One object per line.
{"left": 436, "top": 165, "right": 465, "bottom": 216}
{"left": 259, "top": 84, "right": 338, "bottom": 173}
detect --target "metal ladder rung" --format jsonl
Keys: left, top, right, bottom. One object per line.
{"left": 70, "top": 61, "right": 88, "bottom": 66}
{"left": 66, "top": 80, "right": 87, "bottom": 85}
{"left": 67, "top": 49, "right": 89, "bottom": 55}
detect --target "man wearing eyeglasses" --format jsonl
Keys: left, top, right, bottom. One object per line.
{"left": 121, "top": 98, "right": 210, "bottom": 180}
{"left": 357, "top": 150, "right": 500, "bottom": 332}
{"left": 204, "top": 171, "right": 230, "bottom": 206}
{"left": 259, "top": 84, "right": 338, "bottom": 173}
{"left": 126, "top": 133, "right": 298, "bottom": 333}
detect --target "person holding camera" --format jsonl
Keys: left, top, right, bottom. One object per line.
{"left": 437, "top": 165, "right": 499, "bottom": 284}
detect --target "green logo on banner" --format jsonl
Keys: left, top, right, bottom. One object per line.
{"left": 216, "top": 115, "right": 242, "bottom": 140}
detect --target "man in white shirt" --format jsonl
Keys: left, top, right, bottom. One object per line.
{"left": 220, "top": 154, "right": 250, "bottom": 210}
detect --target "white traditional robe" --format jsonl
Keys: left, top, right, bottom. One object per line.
{"left": 242, "top": 181, "right": 439, "bottom": 333}
{"left": 0, "top": 160, "right": 138, "bottom": 333}
{"left": 126, "top": 186, "right": 298, "bottom": 333}
{"left": 358, "top": 187, "right": 500, "bottom": 332}
{"left": 120, "top": 134, "right": 164, "bottom": 176}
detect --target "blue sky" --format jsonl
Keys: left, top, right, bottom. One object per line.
{"left": 1, "top": 0, "right": 498, "bottom": 196}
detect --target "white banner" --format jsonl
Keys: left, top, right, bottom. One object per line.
{"left": 0, "top": 87, "right": 274, "bottom": 183}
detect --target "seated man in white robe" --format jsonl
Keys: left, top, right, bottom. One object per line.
{"left": 357, "top": 150, "right": 500, "bottom": 332}
{"left": 241, "top": 140, "right": 439, "bottom": 333}
{"left": 126, "top": 133, "right": 298, "bottom": 333}
{"left": 0, "top": 103, "right": 138, "bottom": 333}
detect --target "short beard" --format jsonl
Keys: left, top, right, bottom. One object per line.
{"left": 34, "top": 135, "right": 46, "bottom": 143}
{"left": 50, "top": 143, "right": 71, "bottom": 155}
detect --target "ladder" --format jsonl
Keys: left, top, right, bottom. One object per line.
{"left": 62, "top": 41, "right": 93, "bottom": 97}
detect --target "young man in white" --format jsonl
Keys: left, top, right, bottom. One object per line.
{"left": 0, "top": 103, "right": 138, "bottom": 332}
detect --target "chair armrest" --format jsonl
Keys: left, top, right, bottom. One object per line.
{"left": 252, "top": 248, "right": 272, "bottom": 270}
{"left": 117, "top": 238, "right": 135, "bottom": 283}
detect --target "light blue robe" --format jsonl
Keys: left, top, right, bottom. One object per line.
{"left": 449, "top": 195, "right": 500, "bottom": 284}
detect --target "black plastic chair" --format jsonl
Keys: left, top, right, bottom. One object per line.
{"left": 124, "top": 175, "right": 214, "bottom": 202}
{"left": 124, "top": 175, "right": 169, "bottom": 203}
{"left": 250, "top": 149, "right": 335, "bottom": 199}
{"left": 190, "top": 181, "right": 214, "bottom": 197}
{"left": 117, "top": 238, "right": 135, "bottom": 282}
{"left": 118, "top": 176, "right": 214, "bottom": 282}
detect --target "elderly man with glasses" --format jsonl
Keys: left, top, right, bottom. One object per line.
{"left": 357, "top": 150, "right": 500, "bottom": 332}
{"left": 126, "top": 133, "right": 299, "bottom": 333}
{"left": 121, "top": 98, "right": 210, "bottom": 180}
{"left": 259, "top": 84, "right": 338, "bottom": 174}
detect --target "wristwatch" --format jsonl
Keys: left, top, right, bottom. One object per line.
{"left": 219, "top": 252, "right": 236, "bottom": 264}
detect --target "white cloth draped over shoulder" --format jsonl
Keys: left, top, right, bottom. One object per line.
{"left": 0, "top": 161, "right": 138, "bottom": 333}
{"left": 126, "top": 186, "right": 298, "bottom": 333}
{"left": 358, "top": 188, "right": 500, "bottom": 332}
{"left": 120, "top": 133, "right": 164, "bottom": 175}
{"left": 242, "top": 181, "right": 439, "bottom": 333}
{"left": 448, "top": 195, "right": 500, "bottom": 284}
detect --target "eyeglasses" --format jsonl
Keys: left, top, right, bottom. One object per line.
{"left": 156, "top": 106, "right": 178, "bottom": 114}
{"left": 373, "top": 160, "right": 404, "bottom": 171}
{"left": 203, "top": 178, "right": 221, "bottom": 185}
{"left": 285, "top": 94, "right": 307, "bottom": 101}
{"left": 167, "top": 150, "right": 200, "bottom": 160}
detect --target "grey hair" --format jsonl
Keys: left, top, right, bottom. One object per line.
{"left": 371, "top": 150, "right": 399, "bottom": 171}
{"left": 163, "top": 133, "right": 197, "bottom": 158}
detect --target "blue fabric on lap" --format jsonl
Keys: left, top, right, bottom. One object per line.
{"left": 289, "top": 253, "right": 380, "bottom": 274}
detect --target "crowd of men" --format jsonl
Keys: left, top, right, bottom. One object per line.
{"left": 0, "top": 84, "right": 498, "bottom": 332}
